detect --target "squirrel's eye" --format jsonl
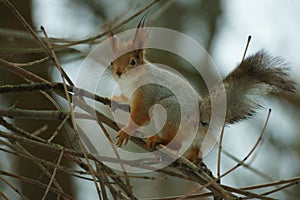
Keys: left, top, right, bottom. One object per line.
{"left": 130, "top": 58, "right": 137, "bottom": 66}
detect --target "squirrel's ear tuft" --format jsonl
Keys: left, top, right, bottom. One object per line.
{"left": 133, "top": 14, "right": 148, "bottom": 50}
{"left": 108, "top": 31, "right": 117, "bottom": 54}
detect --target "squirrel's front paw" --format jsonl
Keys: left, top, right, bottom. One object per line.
{"left": 116, "top": 130, "right": 131, "bottom": 147}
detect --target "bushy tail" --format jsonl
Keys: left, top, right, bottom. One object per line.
{"left": 224, "top": 50, "right": 295, "bottom": 123}
{"left": 200, "top": 50, "right": 296, "bottom": 125}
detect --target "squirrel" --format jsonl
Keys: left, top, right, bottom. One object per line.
{"left": 108, "top": 17, "right": 296, "bottom": 162}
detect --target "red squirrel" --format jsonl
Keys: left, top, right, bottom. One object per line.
{"left": 109, "top": 17, "right": 295, "bottom": 162}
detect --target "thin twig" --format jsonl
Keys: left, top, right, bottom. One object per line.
{"left": 0, "top": 191, "right": 9, "bottom": 200}
{"left": 0, "top": 107, "right": 94, "bottom": 121}
{"left": 222, "top": 185, "right": 276, "bottom": 200}
{"left": 217, "top": 124, "right": 225, "bottom": 180}
{"left": 10, "top": 56, "right": 49, "bottom": 67}
{"left": 240, "top": 177, "right": 300, "bottom": 191}
{"left": 42, "top": 149, "right": 64, "bottom": 200}
{"left": 260, "top": 182, "right": 298, "bottom": 197}
{"left": 32, "top": 125, "right": 48, "bottom": 136}
{"left": 0, "top": 82, "right": 129, "bottom": 111}
{"left": 47, "top": 114, "right": 71, "bottom": 142}
{"left": 222, "top": 150, "right": 274, "bottom": 181}
{"left": 241, "top": 35, "right": 252, "bottom": 62}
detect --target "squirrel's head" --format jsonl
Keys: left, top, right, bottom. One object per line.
{"left": 109, "top": 16, "right": 147, "bottom": 79}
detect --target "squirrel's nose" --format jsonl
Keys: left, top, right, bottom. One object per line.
{"left": 116, "top": 71, "right": 122, "bottom": 77}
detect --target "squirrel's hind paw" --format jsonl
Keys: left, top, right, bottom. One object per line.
{"left": 146, "top": 135, "right": 169, "bottom": 150}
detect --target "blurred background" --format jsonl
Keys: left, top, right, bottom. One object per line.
{"left": 0, "top": 0, "right": 299, "bottom": 199}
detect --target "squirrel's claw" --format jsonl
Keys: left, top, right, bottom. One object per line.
{"left": 116, "top": 130, "right": 130, "bottom": 147}
{"left": 146, "top": 135, "right": 164, "bottom": 150}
